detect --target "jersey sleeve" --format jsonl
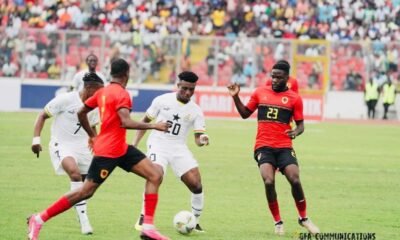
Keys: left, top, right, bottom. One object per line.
{"left": 85, "top": 89, "right": 100, "bottom": 109}
{"left": 71, "top": 72, "right": 82, "bottom": 90}
{"left": 44, "top": 94, "right": 67, "bottom": 117}
{"left": 193, "top": 107, "right": 206, "bottom": 133}
{"left": 116, "top": 90, "right": 132, "bottom": 111}
{"left": 245, "top": 89, "right": 259, "bottom": 112}
{"left": 146, "top": 96, "right": 161, "bottom": 120}
{"left": 292, "top": 95, "right": 304, "bottom": 121}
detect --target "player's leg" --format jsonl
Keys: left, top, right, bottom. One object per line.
{"left": 27, "top": 180, "right": 100, "bottom": 240}
{"left": 28, "top": 156, "right": 116, "bottom": 240}
{"left": 133, "top": 149, "right": 168, "bottom": 233}
{"left": 61, "top": 156, "right": 93, "bottom": 234}
{"left": 122, "top": 146, "right": 169, "bottom": 240}
{"left": 283, "top": 164, "right": 319, "bottom": 234}
{"left": 181, "top": 167, "right": 204, "bottom": 232}
{"left": 259, "top": 163, "right": 284, "bottom": 233}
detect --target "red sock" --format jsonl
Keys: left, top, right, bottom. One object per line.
{"left": 295, "top": 199, "right": 307, "bottom": 219}
{"left": 268, "top": 200, "right": 282, "bottom": 222}
{"left": 143, "top": 194, "right": 158, "bottom": 225}
{"left": 39, "top": 196, "right": 72, "bottom": 222}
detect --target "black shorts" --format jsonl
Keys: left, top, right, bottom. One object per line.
{"left": 254, "top": 146, "right": 298, "bottom": 173}
{"left": 87, "top": 145, "right": 147, "bottom": 184}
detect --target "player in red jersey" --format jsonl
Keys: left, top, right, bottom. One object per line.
{"left": 227, "top": 61, "right": 319, "bottom": 236}
{"left": 27, "top": 58, "right": 171, "bottom": 240}
{"left": 265, "top": 60, "right": 299, "bottom": 93}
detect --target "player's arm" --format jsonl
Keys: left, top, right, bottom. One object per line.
{"left": 195, "top": 133, "right": 209, "bottom": 147}
{"left": 31, "top": 111, "right": 51, "bottom": 158}
{"left": 227, "top": 83, "right": 253, "bottom": 119}
{"left": 285, "top": 120, "right": 305, "bottom": 139}
{"left": 132, "top": 115, "right": 152, "bottom": 147}
{"left": 118, "top": 108, "right": 171, "bottom": 131}
{"left": 78, "top": 105, "right": 96, "bottom": 138}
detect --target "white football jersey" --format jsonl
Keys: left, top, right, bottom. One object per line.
{"left": 44, "top": 91, "right": 99, "bottom": 149}
{"left": 146, "top": 92, "right": 206, "bottom": 145}
{"left": 71, "top": 70, "right": 107, "bottom": 91}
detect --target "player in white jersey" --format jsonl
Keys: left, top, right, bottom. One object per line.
{"left": 71, "top": 54, "right": 107, "bottom": 91}
{"left": 31, "top": 72, "right": 104, "bottom": 235}
{"left": 133, "top": 71, "right": 209, "bottom": 233}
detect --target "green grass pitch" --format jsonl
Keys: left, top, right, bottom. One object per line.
{"left": 0, "top": 112, "right": 399, "bottom": 240}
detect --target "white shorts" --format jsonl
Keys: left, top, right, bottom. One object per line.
{"left": 147, "top": 143, "right": 198, "bottom": 178}
{"left": 49, "top": 141, "right": 93, "bottom": 175}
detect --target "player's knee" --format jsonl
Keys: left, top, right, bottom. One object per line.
{"left": 147, "top": 171, "right": 163, "bottom": 185}
{"left": 290, "top": 177, "right": 301, "bottom": 187}
{"left": 68, "top": 172, "right": 82, "bottom": 182}
{"left": 264, "top": 178, "right": 275, "bottom": 187}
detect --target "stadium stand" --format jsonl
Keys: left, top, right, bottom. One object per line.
{"left": 1, "top": 0, "right": 400, "bottom": 90}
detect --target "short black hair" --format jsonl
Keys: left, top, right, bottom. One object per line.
{"left": 83, "top": 72, "right": 104, "bottom": 84}
{"left": 272, "top": 60, "right": 290, "bottom": 74}
{"left": 110, "top": 58, "right": 130, "bottom": 77}
{"left": 86, "top": 53, "right": 98, "bottom": 61}
{"left": 178, "top": 71, "right": 198, "bottom": 83}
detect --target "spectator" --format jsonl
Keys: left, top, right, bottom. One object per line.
{"left": 2, "top": 59, "right": 19, "bottom": 77}
{"left": 344, "top": 69, "right": 362, "bottom": 91}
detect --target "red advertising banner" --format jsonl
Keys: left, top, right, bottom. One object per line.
{"left": 194, "top": 91, "right": 323, "bottom": 121}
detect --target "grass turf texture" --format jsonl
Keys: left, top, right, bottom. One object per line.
{"left": 0, "top": 112, "right": 399, "bottom": 240}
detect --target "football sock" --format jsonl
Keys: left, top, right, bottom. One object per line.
{"left": 268, "top": 200, "right": 282, "bottom": 222}
{"left": 143, "top": 193, "right": 158, "bottom": 228}
{"left": 191, "top": 192, "right": 204, "bottom": 223}
{"left": 39, "top": 196, "right": 72, "bottom": 222}
{"left": 295, "top": 199, "right": 307, "bottom": 219}
{"left": 70, "top": 182, "right": 88, "bottom": 220}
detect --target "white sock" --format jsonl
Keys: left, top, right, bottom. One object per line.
{"left": 191, "top": 192, "right": 204, "bottom": 224}
{"left": 70, "top": 181, "right": 88, "bottom": 220}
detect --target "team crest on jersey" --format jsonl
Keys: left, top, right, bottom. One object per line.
{"left": 281, "top": 97, "right": 288, "bottom": 104}
{"left": 100, "top": 169, "right": 109, "bottom": 179}
{"left": 184, "top": 114, "right": 192, "bottom": 122}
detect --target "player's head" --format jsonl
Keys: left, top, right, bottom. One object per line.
{"left": 86, "top": 54, "right": 98, "bottom": 71}
{"left": 176, "top": 71, "right": 198, "bottom": 103}
{"left": 271, "top": 60, "right": 290, "bottom": 92}
{"left": 82, "top": 72, "right": 104, "bottom": 97}
{"left": 110, "top": 58, "right": 130, "bottom": 87}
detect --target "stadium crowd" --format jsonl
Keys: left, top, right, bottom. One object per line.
{"left": 1, "top": 0, "right": 400, "bottom": 91}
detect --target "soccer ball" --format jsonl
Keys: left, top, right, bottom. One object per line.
{"left": 173, "top": 210, "right": 196, "bottom": 235}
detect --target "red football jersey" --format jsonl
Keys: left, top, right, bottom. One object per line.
{"left": 85, "top": 83, "right": 132, "bottom": 158}
{"left": 265, "top": 76, "right": 299, "bottom": 93}
{"left": 246, "top": 86, "right": 303, "bottom": 149}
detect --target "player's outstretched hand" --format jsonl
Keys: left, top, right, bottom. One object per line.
{"left": 31, "top": 144, "right": 42, "bottom": 158}
{"left": 227, "top": 83, "right": 240, "bottom": 96}
{"left": 285, "top": 129, "right": 297, "bottom": 140}
{"left": 154, "top": 121, "right": 172, "bottom": 132}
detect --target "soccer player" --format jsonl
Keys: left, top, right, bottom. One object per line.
{"left": 265, "top": 60, "right": 299, "bottom": 92}
{"left": 227, "top": 61, "right": 319, "bottom": 236}
{"left": 71, "top": 54, "right": 107, "bottom": 91}
{"left": 31, "top": 72, "right": 104, "bottom": 235}
{"left": 27, "top": 58, "right": 171, "bottom": 240}
{"left": 133, "top": 71, "right": 209, "bottom": 233}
